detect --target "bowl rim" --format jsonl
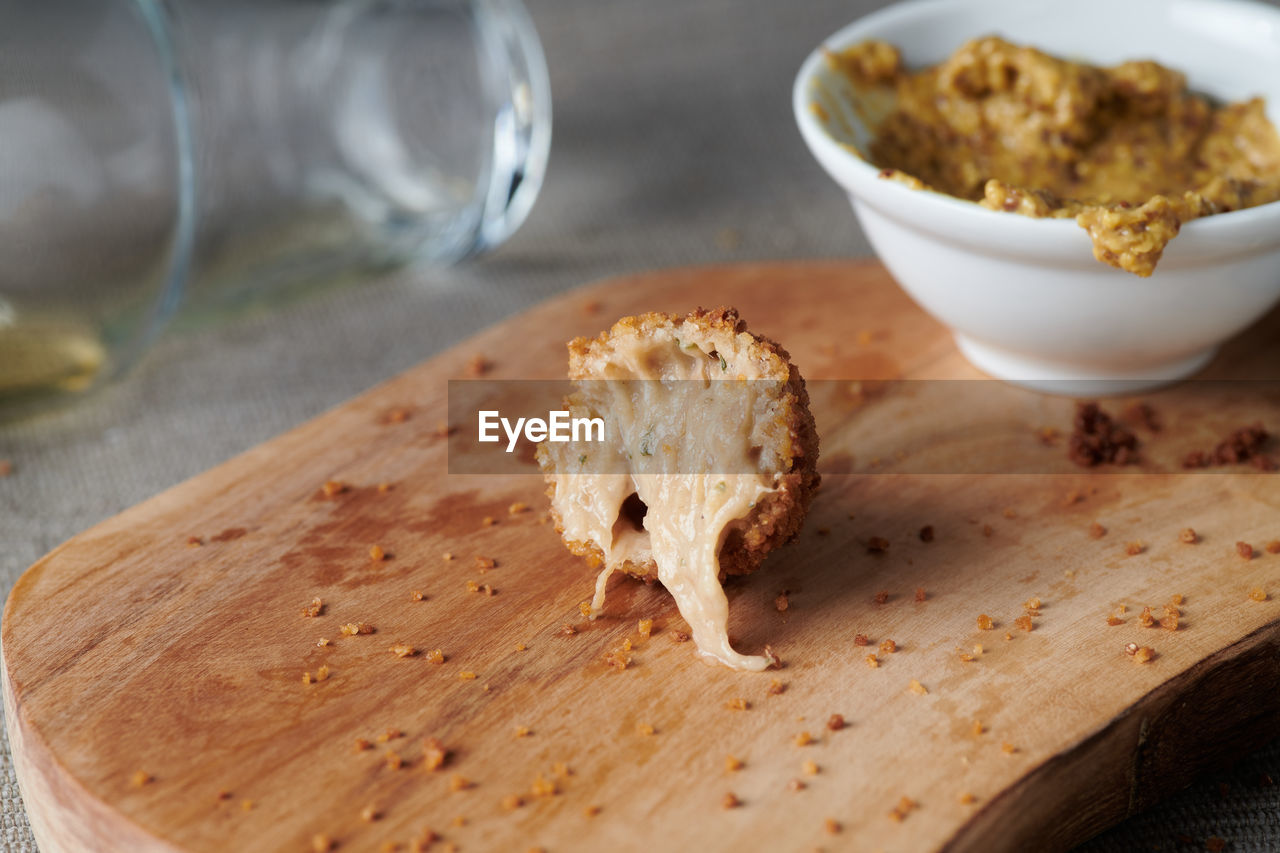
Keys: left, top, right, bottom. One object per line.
{"left": 792, "top": 0, "right": 1280, "bottom": 243}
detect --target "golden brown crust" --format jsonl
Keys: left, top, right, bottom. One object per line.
{"left": 541, "top": 306, "right": 819, "bottom": 582}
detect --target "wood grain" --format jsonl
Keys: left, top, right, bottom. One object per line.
{"left": 4, "top": 261, "right": 1280, "bottom": 853}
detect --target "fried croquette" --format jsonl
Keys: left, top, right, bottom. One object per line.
{"left": 537, "top": 307, "right": 819, "bottom": 670}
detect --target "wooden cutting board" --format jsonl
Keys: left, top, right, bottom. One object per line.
{"left": 5, "top": 261, "right": 1280, "bottom": 853}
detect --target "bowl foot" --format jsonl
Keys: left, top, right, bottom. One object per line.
{"left": 954, "top": 335, "right": 1217, "bottom": 396}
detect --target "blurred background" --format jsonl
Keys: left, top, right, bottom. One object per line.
{"left": 1, "top": 0, "right": 1279, "bottom": 849}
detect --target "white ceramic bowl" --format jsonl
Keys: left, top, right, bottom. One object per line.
{"left": 794, "top": 0, "right": 1280, "bottom": 394}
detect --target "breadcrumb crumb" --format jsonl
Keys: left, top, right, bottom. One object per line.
{"left": 315, "top": 665, "right": 330, "bottom": 682}
{"left": 959, "top": 792, "right": 976, "bottom": 805}
{"left": 530, "top": 774, "right": 558, "bottom": 798}
{"left": 361, "top": 804, "right": 381, "bottom": 822}
{"left": 919, "top": 526, "right": 934, "bottom": 543}
{"left": 384, "top": 751, "right": 403, "bottom": 770}
{"left": 888, "top": 796, "right": 917, "bottom": 822}
{"left": 972, "top": 720, "right": 985, "bottom": 736}
{"left": 725, "top": 755, "right": 744, "bottom": 772}
{"left": 638, "top": 618, "right": 654, "bottom": 638}
{"left": 501, "top": 794, "right": 523, "bottom": 811}
{"left": 474, "top": 555, "right": 496, "bottom": 570}
{"left": 908, "top": 679, "right": 928, "bottom": 695}
{"left": 130, "top": 770, "right": 151, "bottom": 788}
{"left": 1180, "top": 528, "right": 1199, "bottom": 544}
{"left": 422, "top": 738, "right": 448, "bottom": 771}
{"left": 874, "top": 590, "right": 889, "bottom": 604}
{"left": 636, "top": 722, "right": 655, "bottom": 736}
{"left": 448, "top": 774, "right": 471, "bottom": 792}
{"left": 795, "top": 731, "right": 814, "bottom": 747}
{"left": 854, "top": 634, "right": 870, "bottom": 646}
{"left": 827, "top": 714, "right": 845, "bottom": 731}
{"left": 1250, "top": 587, "right": 1268, "bottom": 602}
{"left": 312, "top": 834, "right": 334, "bottom": 852}
{"left": 670, "top": 630, "right": 690, "bottom": 643}
{"left": 723, "top": 792, "right": 742, "bottom": 809}
{"left": 384, "top": 405, "right": 414, "bottom": 425}
{"left": 725, "top": 697, "right": 749, "bottom": 711}
{"left": 915, "top": 586, "right": 927, "bottom": 601}
{"left": 977, "top": 614, "right": 993, "bottom": 631}
{"left": 1237, "top": 541, "right": 1255, "bottom": 560}
{"left": 515, "top": 642, "right": 527, "bottom": 651}
{"left": 1024, "top": 597, "right": 1041, "bottom": 612}
{"left": 1089, "top": 522, "right": 1107, "bottom": 539}
{"left": 1125, "top": 541, "right": 1146, "bottom": 556}
{"left": 186, "top": 535, "right": 204, "bottom": 547}
{"left": 867, "top": 537, "right": 890, "bottom": 554}
{"left": 340, "top": 623, "right": 375, "bottom": 636}
{"left": 369, "top": 544, "right": 387, "bottom": 562}
{"left": 824, "top": 818, "right": 842, "bottom": 834}
{"left": 426, "top": 648, "right": 445, "bottom": 664}
{"left": 321, "top": 480, "right": 347, "bottom": 498}
{"left": 458, "top": 671, "right": 477, "bottom": 681}
{"left": 1133, "top": 646, "right": 1155, "bottom": 664}
{"left": 787, "top": 778, "right": 806, "bottom": 792}
{"left": 1001, "top": 742, "right": 1017, "bottom": 755}
{"left": 775, "top": 592, "right": 789, "bottom": 612}
{"left": 864, "top": 653, "right": 879, "bottom": 668}
{"left": 803, "top": 760, "right": 819, "bottom": 776}
{"left": 583, "top": 804, "right": 601, "bottom": 817}
{"left": 302, "top": 597, "right": 325, "bottom": 618}
{"left": 1267, "top": 540, "right": 1280, "bottom": 554}
{"left": 768, "top": 679, "right": 787, "bottom": 696}
{"left": 390, "top": 643, "right": 417, "bottom": 658}
{"left": 879, "top": 639, "right": 897, "bottom": 654}
{"left": 1015, "top": 615, "right": 1033, "bottom": 632}
{"left": 411, "top": 590, "right": 425, "bottom": 602}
